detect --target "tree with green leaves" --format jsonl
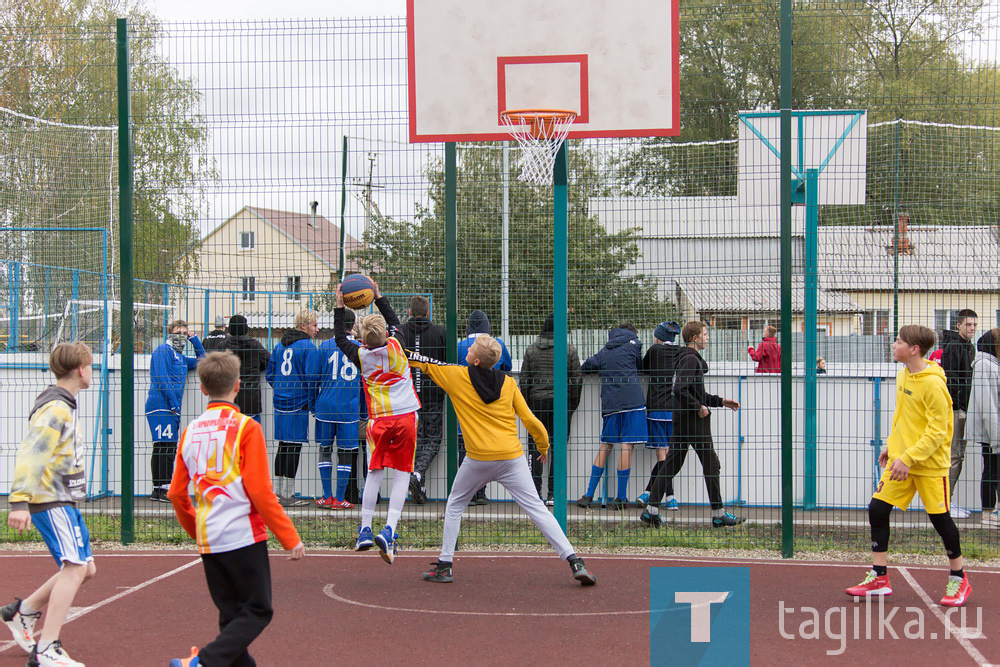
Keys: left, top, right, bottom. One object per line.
{"left": 350, "top": 144, "right": 676, "bottom": 336}
{"left": 0, "top": 0, "right": 214, "bottom": 285}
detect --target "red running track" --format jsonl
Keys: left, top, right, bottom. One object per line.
{"left": 0, "top": 551, "right": 997, "bottom": 665}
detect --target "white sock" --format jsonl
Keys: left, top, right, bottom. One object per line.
{"left": 713, "top": 508, "right": 726, "bottom": 518}
{"left": 666, "top": 495, "right": 676, "bottom": 502}
{"left": 19, "top": 600, "right": 37, "bottom": 615}
{"left": 361, "top": 469, "right": 384, "bottom": 529}
{"left": 386, "top": 469, "right": 410, "bottom": 531}
{"left": 646, "top": 504, "right": 659, "bottom": 515}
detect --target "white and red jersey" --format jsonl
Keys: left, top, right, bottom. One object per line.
{"left": 356, "top": 337, "right": 421, "bottom": 419}
{"left": 168, "top": 401, "right": 300, "bottom": 554}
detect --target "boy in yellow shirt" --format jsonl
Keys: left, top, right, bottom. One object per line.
{"left": 845, "top": 325, "right": 970, "bottom": 606}
{"left": 408, "top": 335, "right": 596, "bottom": 586}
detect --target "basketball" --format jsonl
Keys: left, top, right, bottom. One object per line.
{"left": 341, "top": 274, "right": 377, "bottom": 309}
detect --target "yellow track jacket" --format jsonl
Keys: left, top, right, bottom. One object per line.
{"left": 887, "top": 361, "right": 954, "bottom": 476}
{"left": 9, "top": 386, "right": 86, "bottom": 513}
{"left": 408, "top": 353, "right": 548, "bottom": 461}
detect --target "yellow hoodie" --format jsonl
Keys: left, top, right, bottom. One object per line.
{"left": 408, "top": 355, "right": 548, "bottom": 461}
{"left": 887, "top": 360, "right": 954, "bottom": 476}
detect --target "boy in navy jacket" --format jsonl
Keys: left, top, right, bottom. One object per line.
{"left": 578, "top": 322, "right": 646, "bottom": 509}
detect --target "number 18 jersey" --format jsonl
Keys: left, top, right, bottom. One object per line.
{"left": 312, "top": 337, "right": 361, "bottom": 423}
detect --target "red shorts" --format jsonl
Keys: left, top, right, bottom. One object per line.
{"left": 366, "top": 412, "right": 418, "bottom": 472}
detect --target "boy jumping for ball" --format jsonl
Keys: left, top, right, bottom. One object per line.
{"left": 168, "top": 352, "right": 304, "bottom": 667}
{"left": 409, "top": 335, "right": 596, "bottom": 586}
{"left": 845, "top": 325, "right": 970, "bottom": 606}
{"left": 3, "top": 343, "right": 96, "bottom": 667}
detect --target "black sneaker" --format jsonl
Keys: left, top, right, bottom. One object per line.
{"left": 569, "top": 558, "right": 597, "bottom": 586}
{"left": 712, "top": 512, "right": 747, "bottom": 528}
{"left": 608, "top": 498, "right": 627, "bottom": 511}
{"left": 577, "top": 495, "right": 593, "bottom": 509}
{"left": 422, "top": 560, "right": 453, "bottom": 583}
{"left": 150, "top": 488, "right": 170, "bottom": 503}
{"left": 545, "top": 495, "right": 554, "bottom": 507}
{"left": 471, "top": 490, "right": 489, "bottom": 506}
{"left": 639, "top": 510, "right": 663, "bottom": 528}
{"left": 409, "top": 475, "right": 427, "bottom": 505}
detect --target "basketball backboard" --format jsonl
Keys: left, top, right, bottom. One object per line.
{"left": 737, "top": 111, "right": 867, "bottom": 206}
{"left": 406, "top": 0, "right": 679, "bottom": 142}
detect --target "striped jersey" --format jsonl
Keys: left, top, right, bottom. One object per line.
{"left": 333, "top": 296, "right": 420, "bottom": 420}
{"left": 168, "top": 401, "right": 300, "bottom": 554}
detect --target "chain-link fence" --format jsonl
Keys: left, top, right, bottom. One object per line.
{"left": 3, "top": 3, "right": 1000, "bottom": 558}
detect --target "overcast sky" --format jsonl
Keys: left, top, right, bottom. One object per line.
{"left": 149, "top": 0, "right": 406, "bottom": 22}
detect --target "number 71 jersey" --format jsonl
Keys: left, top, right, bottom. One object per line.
{"left": 312, "top": 338, "right": 361, "bottom": 422}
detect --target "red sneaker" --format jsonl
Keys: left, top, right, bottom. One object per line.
{"left": 332, "top": 499, "right": 355, "bottom": 510}
{"left": 315, "top": 497, "right": 337, "bottom": 510}
{"left": 940, "top": 574, "right": 971, "bottom": 607}
{"left": 845, "top": 570, "right": 892, "bottom": 597}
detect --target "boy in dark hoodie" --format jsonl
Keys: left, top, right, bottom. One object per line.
{"left": 941, "top": 308, "right": 978, "bottom": 518}
{"left": 578, "top": 322, "right": 646, "bottom": 510}
{"left": 226, "top": 314, "right": 270, "bottom": 422}
{"left": 520, "top": 313, "right": 583, "bottom": 503}
{"left": 409, "top": 335, "right": 595, "bottom": 586}
{"left": 265, "top": 309, "right": 320, "bottom": 506}
{"left": 3, "top": 343, "right": 96, "bottom": 667}
{"left": 636, "top": 321, "right": 682, "bottom": 511}
{"left": 642, "top": 321, "right": 744, "bottom": 528}
{"left": 457, "top": 309, "right": 512, "bottom": 504}
{"left": 398, "top": 295, "right": 448, "bottom": 503}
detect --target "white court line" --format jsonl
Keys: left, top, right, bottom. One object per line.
{"left": 0, "top": 558, "right": 201, "bottom": 654}
{"left": 897, "top": 567, "right": 992, "bottom": 666}
{"left": 322, "top": 583, "right": 654, "bottom": 617}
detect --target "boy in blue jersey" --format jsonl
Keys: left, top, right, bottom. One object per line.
{"left": 266, "top": 309, "right": 319, "bottom": 507}
{"left": 578, "top": 322, "right": 647, "bottom": 510}
{"left": 145, "top": 319, "right": 205, "bottom": 503}
{"left": 310, "top": 309, "right": 361, "bottom": 509}
{"left": 457, "top": 310, "right": 512, "bottom": 505}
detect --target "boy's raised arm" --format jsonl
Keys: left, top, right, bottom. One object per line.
{"left": 334, "top": 307, "right": 363, "bottom": 368}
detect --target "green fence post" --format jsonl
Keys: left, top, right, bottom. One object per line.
{"left": 552, "top": 144, "right": 569, "bottom": 532}
{"left": 339, "top": 136, "right": 349, "bottom": 281}
{"left": 779, "top": 0, "right": 794, "bottom": 558}
{"left": 445, "top": 143, "right": 458, "bottom": 491}
{"left": 117, "top": 18, "right": 135, "bottom": 544}
{"left": 803, "top": 168, "right": 819, "bottom": 510}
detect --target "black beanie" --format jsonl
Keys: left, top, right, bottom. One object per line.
{"left": 229, "top": 314, "right": 248, "bottom": 337}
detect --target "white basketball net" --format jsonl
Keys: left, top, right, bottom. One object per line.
{"left": 500, "top": 110, "right": 577, "bottom": 185}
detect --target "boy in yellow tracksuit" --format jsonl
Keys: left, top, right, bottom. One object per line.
{"left": 845, "top": 325, "right": 970, "bottom": 606}
{"left": 408, "top": 335, "right": 596, "bottom": 586}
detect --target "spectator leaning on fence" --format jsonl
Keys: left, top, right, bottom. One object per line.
{"left": 578, "top": 321, "right": 646, "bottom": 510}
{"left": 966, "top": 328, "right": 1000, "bottom": 527}
{"left": 265, "top": 309, "right": 320, "bottom": 507}
{"left": 747, "top": 324, "right": 781, "bottom": 373}
{"left": 941, "top": 308, "right": 978, "bottom": 518}
{"left": 397, "top": 295, "right": 449, "bottom": 504}
{"left": 226, "top": 314, "right": 270, "bottom": 423}
{"left": 145, "top": 320, "right": 206, "bottom": 503}
{"left": 519, "top": 312, "right": 583, "bottom": 505}
{"left": 202, "top": 315, "right": 232, "bottom": 352}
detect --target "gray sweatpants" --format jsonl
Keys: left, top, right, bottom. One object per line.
{"left": 440, "top": 456, "right": 575, "bottom": 562}
{"left": 949, "top": 409, "right": 968, "bottom": 498}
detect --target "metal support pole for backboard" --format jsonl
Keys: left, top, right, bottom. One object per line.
{"left": 117, "top": 18, "right": 135, "bottom": 544}
{"left": 445, "top": 143, "right": 459, "bottom": 491}
{"left": 553, "top": 144, "right": 569, "bottom": 531}
{"left": 779, "top": 0, "right": 794, "bottom": 559}
{"left": 501, "top": 143, "right": 510, "bottom": 343}
{"left": 340, "top": 136, "right": 349, "bottom": 282}
{"left": 803, "top": 168, "right": 819, "bottom": 510}
{"left": 9, "top": 262, "right": 19, "bottom": 351}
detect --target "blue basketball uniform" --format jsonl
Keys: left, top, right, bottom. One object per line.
{"left": 600, "top": 407, "right": 648, "bottom": 445}
{"left": 274, "top": 408, "right": 309, "bottom": 443}
{"left": 146, "top": 411, "right": 181, "bottom": 443}
{"left": 646, "top": 410, "right": 673, "bottom": 449}
{"left": 311, "top": 338, "right": 361, "bottom": 451}
{"left": 315, "top": 420, "right": 360, "bottom": 451}
{"left": 33, "top": 505, "right": 94, "bottom": 566}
